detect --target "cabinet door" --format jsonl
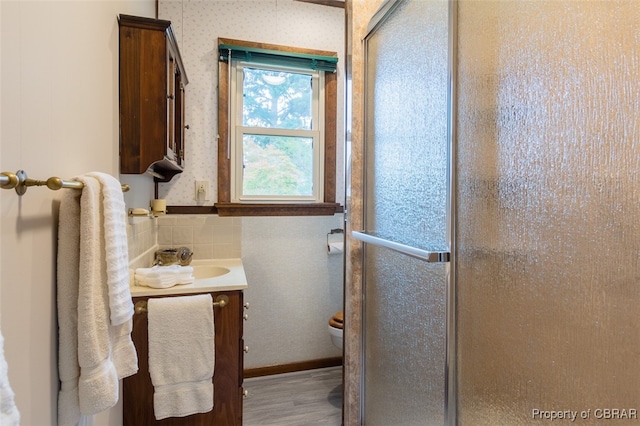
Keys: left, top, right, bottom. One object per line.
{"left": 213, "top": 291, "right": 243, "bottom": 425}
{"left": 166, "top": 43, "right": 186, "bottom": 167}
{"left": 166, "top": 44, "right": 177, "bottom": 163}
{"left": 175, "top": 73, "right": 186, "bottom": 167}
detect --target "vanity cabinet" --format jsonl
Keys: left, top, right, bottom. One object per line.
{"left": 118, "top": 14, "right": 188, "bottom": 182}
{"left": 123, "top": 290, "right": 244, "bottom": 425}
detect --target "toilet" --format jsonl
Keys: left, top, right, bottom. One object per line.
{"left": 328, "top": 310, "right": 343, "bottom": 350}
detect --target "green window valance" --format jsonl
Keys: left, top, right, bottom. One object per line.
{"left": 219, "top": 43, "right": 338, "bottom": 73}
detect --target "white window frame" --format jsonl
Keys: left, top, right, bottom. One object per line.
{"left": 229, "top": 61, "right": 326, "bottom": 203}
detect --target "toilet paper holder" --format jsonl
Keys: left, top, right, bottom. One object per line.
{"left": 327, "top": 228, "right": 344, "bottom": 253}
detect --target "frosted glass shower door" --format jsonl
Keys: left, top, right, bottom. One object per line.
{"left": 456, "top": 1, "right": 640, "bottom": 424}
{"left": 357, "top": 0, "right": 451, "bottom": 424}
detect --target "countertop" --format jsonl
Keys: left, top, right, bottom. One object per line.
{"left": 129, "top": 258, "right": 248, "bottom": 297}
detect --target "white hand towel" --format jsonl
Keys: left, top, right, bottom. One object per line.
{"left": 136, "top": 277, "right": 179, "bottom": 289}
{"left": 135, "top": 265, "right": 195, "bottom": 288}
{"left": 174, "top": 266, "right": 195, "bottom": 284}
{"left": 175, "top": 275, "right": 195, "bottom": 285}
{"left": 0, "top": 333, "right": 20, "bottom": 426}
{"left": 87, "top": 172, "right": 133, "bottom": 326}
{"left": 135, "top": 265, "right": 180, "bottom": 279}
{"left": 136, "top": 265, "right": 192, "bottom": 276}
{"left": 135, "top": 266, "right": 178, "bottom": 288}
{"left": 134, "top": 266, "right": 161, "bottom": 277}
{"left": 148, "top": 294, "right": 215, "bottom": 420}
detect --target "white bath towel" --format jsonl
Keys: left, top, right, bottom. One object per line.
{"left": 88, "top": 172, "right": 137, "bottom": 379}
{"left": 57, "top": 174, "right": 138, "bottom": 426}
{"left": 76, "top": 175, "right": 120, "bottom": 415}
{"left": 148, "top": 294, "right": 215, "bottom": 420}
{"left": 0, "top": 333, "right": 20, "bottom": 426}
{"left": 57, "top": 186, "right": 83, "bottom": 426}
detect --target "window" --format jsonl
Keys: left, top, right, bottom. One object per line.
{"left": 216, "top": 38, "right": 341, "bottom": 216}
{"left": 231, "top": 64, "right": 324, "bottom": 202}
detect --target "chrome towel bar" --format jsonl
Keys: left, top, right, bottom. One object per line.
{"left": 1, "top": 170, "right": 130, "bottom": 196}
{"left": 352, "top": 230, "right": 450, "bottom": 263}
{"left": 134, "top": 295, "right": 229, "bottom": 315}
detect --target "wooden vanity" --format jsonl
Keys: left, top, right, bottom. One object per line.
{"left": 123, "top": 290, "right": 244, "bottom": 425}
{"left": 123, "top": 259, "right": 248, "bottom": 425}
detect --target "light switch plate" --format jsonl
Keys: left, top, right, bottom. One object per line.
{"left": 195, "top": 180, "right": 209, "bottom": 201}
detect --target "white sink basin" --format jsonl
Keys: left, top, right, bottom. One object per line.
{"left": 193, "top": 265, "right": 230, "bottom": 279}
{"left": 130, "top": 258, "right": 248, "bottom": 297}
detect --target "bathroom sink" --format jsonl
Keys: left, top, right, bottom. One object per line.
{"left": 130, "top": 258, "right": 248, "bottom": 297}
{"left": 192, "top": 265, "right": 230, "bottom": 279}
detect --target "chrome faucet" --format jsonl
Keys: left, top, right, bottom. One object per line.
{"left": 176, "top": 247, "right": 193, "bottom": 265}
{"left": 153, "top": 247, "right": 193, "bottom": 266}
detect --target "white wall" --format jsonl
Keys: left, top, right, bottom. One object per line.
{"left": 0, "top": 1, "right": 155, "bottom": 424}
{"left": 156, "top": 0, "right": 346, "bottom": 368}
{"left": 241, "top": 215, "right": 344, "bottom": 367}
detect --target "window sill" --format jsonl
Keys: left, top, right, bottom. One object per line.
{"left": 214, "top": 202, "right": 343, "bottom": 216}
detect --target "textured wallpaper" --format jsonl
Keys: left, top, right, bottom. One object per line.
{"left": 158, "top": 0, "right": 345, "bottom": 206}
{"left": 156, "top": 0, "right": 346, "bottom": 371}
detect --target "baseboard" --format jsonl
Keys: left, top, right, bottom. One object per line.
{"left": 244, "top": 357, "right": 343, "bottom": 379}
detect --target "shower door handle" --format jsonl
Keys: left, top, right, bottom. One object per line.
{"left": 352, "top": 231, "right": 450, "bottom": 263}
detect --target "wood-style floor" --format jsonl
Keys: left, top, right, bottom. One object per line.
{"left": 243, "top": 366, "right": 343, "bottom": 425}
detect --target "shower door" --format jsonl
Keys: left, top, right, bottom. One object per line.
{"left": 355, "top": 0, "right": 452, "bottom": 424}
{"left": 455, "top": 0, "right": 640, "bottom": 424}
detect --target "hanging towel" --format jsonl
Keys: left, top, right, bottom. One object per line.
{"left": 87, "top": 172, "right": 134, "bottom": 326}
{"left": 57, "top": 186, "right": 82, "bottom": 426}
{"left": 76, "top": 175, "right": 120, "bottom": 415}
{"left": 57, "top": 174, "right": 138, "bottom": 426}
{"left": 0, "top": 333, "right": 20, "bottom": 426}
{"left": 87, "top": 172, "right": 137, "bottom": 380}
{"left": 148, "top": 294, "right": 215, "bottom": 420}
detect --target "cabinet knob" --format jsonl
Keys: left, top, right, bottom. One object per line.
{"left": 243, "top": 313, "right": 249, "bottom": 321}
{"left": 243, "top": 302, "right": 250, "bottom": 310}
{"left": 243, "top": 345, "right": 250, "bottom": 353}
{"left": 243, "top": 389, "right": 249, "bottom": 398}
{"left": 185, "top": 124, "right": 190, "bottom": 130}
{"left": 167, "top": 94, "right": 175, "bottom": 100}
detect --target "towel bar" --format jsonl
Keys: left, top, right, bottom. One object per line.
{"left": 134, "top": 295, "right": 229, "bottom": 315}
{"left": 1, "top": 170, "right": 130, "bottom": 196}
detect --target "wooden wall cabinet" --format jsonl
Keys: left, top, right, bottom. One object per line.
{"left": 118, "top": 14, "right": 188, "bottom": 183}
{"left": 123, "top": 291, "right": 244, "bottom": 425}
